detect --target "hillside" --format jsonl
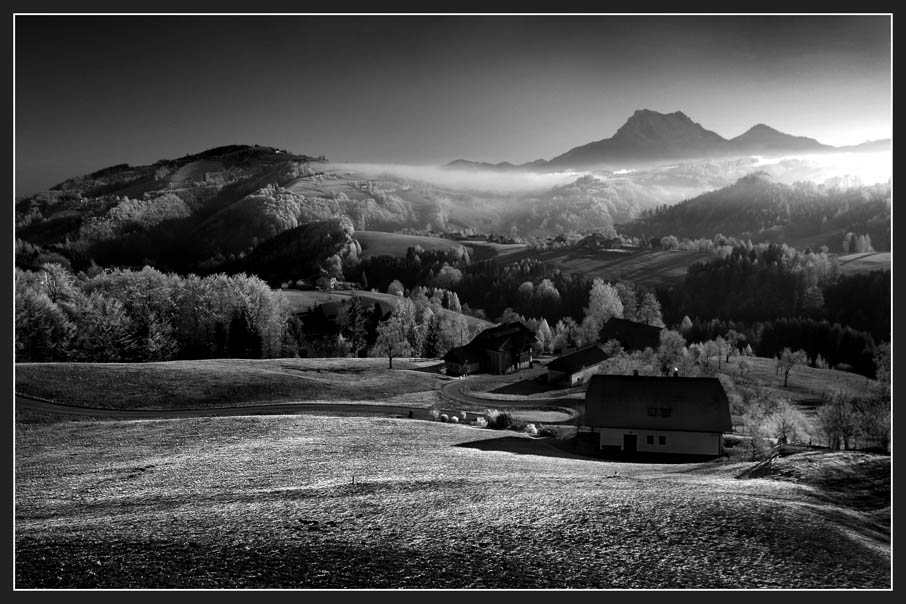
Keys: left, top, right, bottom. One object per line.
{"left": 352, "top": 231, "right": 526, "bottom": 262}
{"left": 15, "top": 139, "right": 891, "bottom": 291}
{"left": 620, "top": 173, "right": 891, "bottom": 252}
{"left": 492, "top": 245, "right": 711, "bottom": 288}
{"left": 14, "top": 358, "right": 446, "bottom": 411}
{"left": 15, "top": 409, "right": 889, "bottom": 588}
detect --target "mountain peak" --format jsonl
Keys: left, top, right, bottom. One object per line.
{"left": 729, "top": 123, "right": 828, "bottom": 153}
{"left": 629, "top": 108, "right": 691, "bottom": 123}
{"left": 613, "top": 109, "right": 726, "bottom": 146}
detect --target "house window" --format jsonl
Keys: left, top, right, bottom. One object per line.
{"left": 658, "top": 435, "right": 667, "bottom": 445}
{"left": 647, "top": 407, "right": 657, "bottom": 416}
{"left": 660, "top": 408, "right": 672, "bottom": 418}
{"left": 646, "top": 435, "right": 654, "bottom": 445}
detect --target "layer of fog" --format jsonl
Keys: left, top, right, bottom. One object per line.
{"left": 333, "top": 151, "right": 889, "bottom": 202}
{"left": 329, "top": 162, "right": 589, "bottom": 193}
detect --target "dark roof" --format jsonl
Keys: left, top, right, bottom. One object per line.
{"left": 547, "top": 345, "right": 608, "bottom": 374}
{"left": 585, "top": 374, "right": 732, "bottom": 433}
{"left": 598, "top": 317, "right": 663, "bottom": 351}
{"left": 473, "top": 322, "right": 534, "bottom": 352}
{"left": 443, "top": 344, "right": 483, "bottom": 364}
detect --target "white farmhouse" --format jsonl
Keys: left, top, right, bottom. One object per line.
{"left": 584, "top": 374, "right": 732, "bottom": 457}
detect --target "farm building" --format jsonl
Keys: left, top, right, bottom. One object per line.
{"left": 546, "top": 345, "right": 609, "bottom": 386}
{"left": 443, "top": 322, "right": 534, "bottom": 376}
{"left": 442, "top": 345, "right": 482, "bottom": 376}
{"left": 584, "top": 374, "right": 732, "bottom": 457}
{"left": 598, "top": 317, "right": 663, "bottom": 351}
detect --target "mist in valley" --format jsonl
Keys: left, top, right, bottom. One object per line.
{"left": 328, "top": 149, "right": 891, "bottom": 238}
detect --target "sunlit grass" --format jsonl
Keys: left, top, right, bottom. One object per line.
{"left": 15, "top": 413, "right": 889, "bottom": 588}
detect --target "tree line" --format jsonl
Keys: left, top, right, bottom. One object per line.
{"left": 16, "top": 264, "right": 292, "bottom": 362}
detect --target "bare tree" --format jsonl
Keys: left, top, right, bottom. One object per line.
{"left": 779, "top": 347, "right": 807, "bottom": 388}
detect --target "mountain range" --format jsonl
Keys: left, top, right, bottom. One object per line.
{"left": 446, "top": 109, "right": 891, "bottom": 171}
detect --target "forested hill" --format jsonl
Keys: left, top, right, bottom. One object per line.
{"left": 620, "top": 173, "right": 891, "bottom": 253}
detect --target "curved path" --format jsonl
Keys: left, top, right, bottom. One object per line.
{"left": 439, "top": 371, "right": 581, "bottom": 424}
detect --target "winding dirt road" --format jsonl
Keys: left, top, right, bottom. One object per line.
{"left": 438, "top": 369, "right": 580, "bottom": 424}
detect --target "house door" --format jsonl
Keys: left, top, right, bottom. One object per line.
{"left": 623, "top": 434, "right": 637, "bottom": 454}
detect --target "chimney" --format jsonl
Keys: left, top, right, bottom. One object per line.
{"left": 633, "top": 370, "right": 639, "bottom": 377}
{"left": 673, "top": 368, "right": 679, "bottom": 377}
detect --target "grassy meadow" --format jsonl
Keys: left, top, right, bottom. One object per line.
{"left": 494, "top": 246, "right": 711, "bottom": 288}
{"left": 835, "top": 251, "right": 891, "bottom": 276}
{"left": 14, "top": 357, "right": 889, "bottom": 588}
{"left": 15, "top": 412, "right": 889, "bottom": 589}
{"left": 14, "top": 358, "right": 446, "bottom": 411}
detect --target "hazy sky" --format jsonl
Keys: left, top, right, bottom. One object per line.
{"left": 15, "top": 14, "right": 891, "bottom": 196}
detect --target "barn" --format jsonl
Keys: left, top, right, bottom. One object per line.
{"left": 443, "top": 322, "right": 534, "bottom": 376}
{"left": 584, "top": 374, "right": 732, "bottom": 457}
{"left": 442, "top": 345, "right": 482, "bottom": 376}
{"left": 546, "top": 345, "right": 609, "bottom": 386}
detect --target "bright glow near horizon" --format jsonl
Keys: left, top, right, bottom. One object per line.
{"left": 753, "top": 151, "right": 892, "bottom": 186}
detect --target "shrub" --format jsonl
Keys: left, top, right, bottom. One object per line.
{"left": 440, "top": 414, "right": 449, "bottom": 423}
{"left": 484, "top": 408, "right": 513, "bottom": 430}
{"left": 450, "top": 416, "right": 459, "bottom": 424}
{"left": 537, "top": 425, "right": 558, "bottom": 438}
{"left": 430, "top": 409, "right": 440, "bottom": 421}
{"left": 525, "top": 423, "right": 538, "bottom": 436}
{"left": 472, "top": 417, "right": 488, "bottom": 428}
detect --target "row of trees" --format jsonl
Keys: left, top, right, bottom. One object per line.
{"left": 16, "top": 264, "right": 291, "bottom": 362}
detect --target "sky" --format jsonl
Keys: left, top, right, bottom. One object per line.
{"left": 14, "top": 14, "right": 892, "bottom": 196}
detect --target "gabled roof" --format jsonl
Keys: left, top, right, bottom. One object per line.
{"left": 598, "top": 317, "right": 663, "bottom": 351}
{"left": 547, "top": 345, "right": 608, "bottom": 374}
{"left": 473, "top": 322, "right": 534, "bottom": 352}
{"left": 585, "top": 374, "right": 732, "bottom": 433}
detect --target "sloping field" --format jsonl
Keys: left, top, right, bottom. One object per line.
{"left": 495, "top": 247, "right": 711, "bottom": 287}
{"left": 353, "top": 231, "right": 527, "bottom": 262}
{"left": 702, "top": 355, "right": 877, "bottom": 437}
{"left": 353, "top": 231, "right": 470, "bottom": 258}
{"left": 835, "top": 252, "right": 891, "bottom": 276}
{"left": 168, "top": 160, "right": 224, "bottom": 185}
{"left": 15, "top": 414, "right": 889, "bottom": 588}
{"left": 284, "top": 172, "right": 373, "bottom": 201}
{"left": 14, "top": 358, "right": 445, "bottom": 411}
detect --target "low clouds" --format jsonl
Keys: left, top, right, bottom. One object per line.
{"left": 330, "top": 162, "right": 590, "bottom": 193}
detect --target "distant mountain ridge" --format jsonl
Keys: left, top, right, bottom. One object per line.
{"left": 445, "top": 109, "right": 889, "bottom": 170}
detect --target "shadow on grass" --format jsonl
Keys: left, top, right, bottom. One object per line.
{"left": 454, "top": 436, "right": 591, "bottom": 460}
{"left": 402, "top": 361, "right": 446, "bottom": 374}
{"left": 456, "top": 434, "right": 711, "bottom": 464}
{"left": 490, "top": 379, "right": 556, "bottom": 396}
